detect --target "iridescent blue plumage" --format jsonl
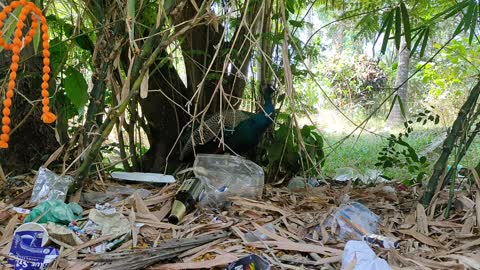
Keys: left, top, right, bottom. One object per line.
{"left": 180, "top": 85, "right": 275, "bottom": 161}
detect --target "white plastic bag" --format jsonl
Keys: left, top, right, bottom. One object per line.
{"left": 341, "top": 240, "right": 392, "bottom": 270}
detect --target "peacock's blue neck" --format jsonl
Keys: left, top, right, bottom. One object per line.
{"left": 253, "top": 91, "right": 275, "bottom": 130}
{"left": 263, "top": 93, "right": 274, "bottom": 120}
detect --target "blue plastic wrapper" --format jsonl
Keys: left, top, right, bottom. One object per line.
{"left": 225, "top": 254, "right": 270, "bottom": 270}
{"left": 8, "top": 227, "right": 59, "bottom": 270}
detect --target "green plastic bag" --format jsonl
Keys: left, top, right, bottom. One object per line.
{"left": 25, "top": 200, "right": 83, "bottom": 225}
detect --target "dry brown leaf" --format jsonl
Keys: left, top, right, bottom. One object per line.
{"left": 140, "top": 69, "right": 149, "bottom": 99}
{"left": 476, "top": 191, "right": 480, "bottom": 228}
{"left": 247, "top": 241, "right": 342, "bottom": 256}
{"left": 416, "top": 203, "right": 429, "bottom": 235}
{"left": 461, "top": 216, "right": 475, "bottom": 234}
{"left": 152, "top": 254, "right": 238, "bottom": 270}
{"left": 398, "top": 229, "right": 443, "bottom": 248}
{"left": 443, "top": 237, "right": 480, "bottom": 254}
{"left": 230, "top": 197, "right": 290, "bottom": 216}
{"left": 43, "top": 144, "right": 64, "bottom": 168}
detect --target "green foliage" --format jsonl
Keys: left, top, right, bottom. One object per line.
{"left": 64, "top": 67, "right": 89, "bottom": 113}
{"left": 321, "top": 54, "right": 388, "bottom": 112}
{"left": 265, "top": 113, "right": 324, "bottom": 176}
{"left": 376, "top": 108, "right": 440, "bottom": 185}
{"left": 414, "top": 38, "right": 480, "bottom": 116}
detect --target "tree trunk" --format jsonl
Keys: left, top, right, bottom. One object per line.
{"left": 388, "top": 37, "right": 410, "bottom": 126}
{"left": 139, "top": 56, "right": 189, "bottom": 173}
{"left": 138, "top": 0, "right": 262, "bottom": 172}
{"left": 0, "top": 47, "right": 59, "bottom": 174}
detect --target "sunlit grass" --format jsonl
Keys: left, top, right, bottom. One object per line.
{"left": 317, "top": 113, "right": 480, "bottom": 182}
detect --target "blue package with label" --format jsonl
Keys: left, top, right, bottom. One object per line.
{"left": 225, "top": 254, "right": 270, "bottom": 270}
{"left": 8, "top": 229, "right": 59, "bottom": 270}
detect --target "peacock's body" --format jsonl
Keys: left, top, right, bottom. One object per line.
{"left": 180, "top": 85, "right": 275, "bottom": 161}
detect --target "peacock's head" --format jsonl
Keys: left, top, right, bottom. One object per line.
{"left": 263, "top": 84, "right": 276, "bottom": 100}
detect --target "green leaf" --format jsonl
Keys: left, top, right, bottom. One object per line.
{"left": 289, "top": 20, "right": 304, "bottom": 28}
{"left": 267, "top": 142, "right": 283, "bottom": 161}
{"left": 464, "top": 0, "right": 476, "bottom": 33}
{"left": 397, "top": 95, "right": 406, "bottom": 119}
{"left": 375, "top": 12, "right": 390, "bottom": 46}
{"left": 468, "top": 4, "right": 478, "bottom": 44}
{"left": 400, "top": 2, "right": 411, "bottom": 50}
{"left": 0, "top": 8, "right": 21, "bottom": 53}
{"left": 386, "top": 94, "right": 398, "bottom": 120}
{"left": 443, "top": 1, "right": 470, "bottom": 20}
{"left": 420, "top": 27, "right": 429, "bottom": 57}
{"left": 454, "top": 17, "right": 466, "bottom": 36}
{"left": 381, "top": 11, "right": 394, "bottom": 54}
{"left": 410, "top": 29, "right": 425, "bottom": 57}
{"left": 49, "top": 38, "right": 68, "bottom": 75}
{"left": 286, "top": 0, "right": 296, "bottom": 14}
{"left": 394, "top": 7, "right": 402, "bottom": 50}
{"left": 64, "top": 67, "right": 89, "bottom": 112}
{"left": 420, "top": 156, "right": 427, "bottom": 164}
{"left": 33, "top": 22, "right": 41, "bottom": 54}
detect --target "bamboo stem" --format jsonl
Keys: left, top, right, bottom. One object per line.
{"left": 422, "top": 80, "right": 480, "bottom": 207}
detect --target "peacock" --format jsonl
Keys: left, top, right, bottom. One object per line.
{"left": 180, "top": 85, "right": 276, "bottom": 161}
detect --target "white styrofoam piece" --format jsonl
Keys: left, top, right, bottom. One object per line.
{"left": 110, "top": 172, "right": 176, "bottom": 183}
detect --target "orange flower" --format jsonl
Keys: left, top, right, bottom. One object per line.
{"left": 0, "top": 1, "right": 55, "bottom": 148}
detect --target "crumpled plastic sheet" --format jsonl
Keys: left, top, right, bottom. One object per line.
{"left": 31, "top": 167, "right": 73, "bottom": 203}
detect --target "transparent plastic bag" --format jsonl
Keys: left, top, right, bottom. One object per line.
{"left": 31, "top": 167, "right": 74, "bottom": 203}
{"left": 193, "top": 154, "right": 264, "bottom": 209}
{"left": 244, "top": 223, "right": 276, "bottom": 242}
{"left": 333, "top": 201, "right": 380, "bottom": 240}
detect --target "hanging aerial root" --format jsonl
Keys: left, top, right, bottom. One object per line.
{"left": 0, "top": 0, "right": 55, "bottom": 149}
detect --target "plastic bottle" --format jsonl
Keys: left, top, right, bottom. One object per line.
{"left": 168, "top": 178, "right": 205, "bottom": 224}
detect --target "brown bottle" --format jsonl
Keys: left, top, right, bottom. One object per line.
{"left": 168, "top": 177, "right": 205, "bottom": 224}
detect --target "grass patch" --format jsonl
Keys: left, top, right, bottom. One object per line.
{"left": 321, "top": 126, "right": 480, "bottom": 182}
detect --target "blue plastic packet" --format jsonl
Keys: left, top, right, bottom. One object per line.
{"left": 8, "top": 223, "right": 59, "bottom": 270}
{"left": 225, "top": 254, "right": 270, "bottom": 270}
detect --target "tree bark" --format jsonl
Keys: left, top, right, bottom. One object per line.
{"left": 139, "top": 56, "right": 189, "bottom": 173}
{"left": 0, "top": 47, "right": 59, "bottom": 174}
{"left": 388, "top": 37, "right": 410, "bottom": 126}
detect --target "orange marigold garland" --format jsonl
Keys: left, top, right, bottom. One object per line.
{"left": 0, "top": 0, "right": 55, "bottom": 149}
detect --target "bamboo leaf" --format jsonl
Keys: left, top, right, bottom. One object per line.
{"left": 375, "top": 13, "right": 391, "bottom": 46}
{"left": 398, "top": 94, "right": 406, "bottom": 119}
{"left": 400, "top": 2, "right": 411, "bottom": 49}
{"left": 464, "top": 0, "right": 476, "bottom": 32}
{"left": 420, "top": 27, "right": 429, "bottom": 57}
{"left": 411, "top": 28, "right": 425, "bottom": 57}
{"left": 381, "top": 11, "right": 394, "bottom": 54}
{"left": 443, "top": 0, "right": 470, "bottom": 20}
{"left": 33, "top": 21, "right": 41, "bottom": 54}
{"left": 454, "top": 18, "right": 465, "bottom": 36}
{"left": 386, "top": 95, "right": 398, "bottom": 120}
{"left": 395, "top": 7, "right": 402, "bottom": 50}
{"left": 468, "top": 4, "right": 478, "bottom": 44}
